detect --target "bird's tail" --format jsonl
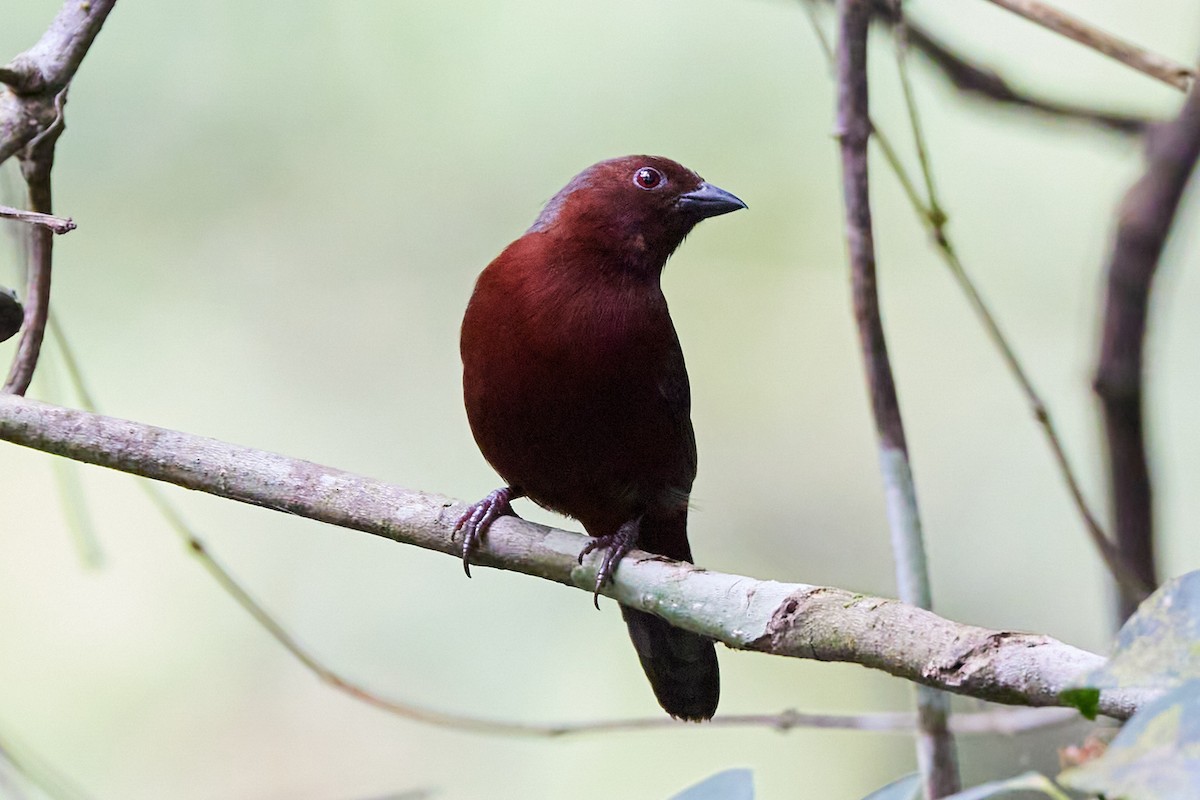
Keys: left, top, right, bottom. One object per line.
{"left": 620, "top": 509, "right": 719, "bottom": 721}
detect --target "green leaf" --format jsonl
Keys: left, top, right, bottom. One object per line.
{"left": 1075, "top": 569, "right": 1200, "bottom": 693}
{"left": 861, "top": 773, "right": 919, "bottom": 800}
{"left": 1060, "top": 679, "right": 1200, "bottom": 800}
{"left": 1059, "top": 687, "right": 1101, "bottom": 720}
{"left": 670, "top": 768, "right": 753, "bottom": 800}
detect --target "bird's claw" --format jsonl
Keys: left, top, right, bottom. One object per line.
{"left": 578, "top": 518, "right": 640, "bottom": 609}
{"left": 454, "top": 486, "right": 520, "bottom": 577}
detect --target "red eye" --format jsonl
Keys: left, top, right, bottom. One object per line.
{"left": 633, "top": 167, "right": 664, "bottom": 190}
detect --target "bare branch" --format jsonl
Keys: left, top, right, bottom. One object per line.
{"left": 0, "top": 90, "right": 54, "bottom": 175}
{"left": 982, "top": 0, "right": 1193, "bottom": 91}
{"left": 1094, "top": 74, "right": 1200, "bottom": 618}
{"left": 379, "top": 706, "right": 1082, "bottom": 738}
{"left": 0, "top": 398, "right": 1147, "bottom": 722}
{"left": 0, "top": 1, "right": 116, "bottom": 394}
{"left": 1, "top": 0, "right": 118, "bottom": 96}
{"left": 885, "top": 6, "right": 1148, "bottom": 134}
{"left": 40, "top": 322, "right": 1085, "bottom": 741}
{"left": 836, "top": 1, "right": 960, "bottom": 794}
{"left": 0, "top": 205, "right": 74, "bottom": 234}
{"left": 805, "top": 0, "right": 1153, "bottom": 135}
{"left": 799, "top": 7, "right": 1151, "bottom": 602}
{"left": 0, "top": 1, "right": 116, "bottom": 162}
{"left": 3, "top": 91, "right": 66, "bottom": 396}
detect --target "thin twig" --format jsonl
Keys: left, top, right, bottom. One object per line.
{"left": 835, "top": 1, "right": 960, "bottom": 795}
{"left": 0, "top": 725, "right": 92, "bottom": 800}
{"left": 938, "top": 240, "right": 1152, "bottom": 603}
{"left": 0, "top": 205, "right": 74, "bottom": 234}
{"left": 0, "top": 394, "right": 1154, "bottom": 721}
{"left": 982, "top": 0, "right": 1192, "bottom": 91}
{"left": 801, "top": 2, "right": 1152, "bottom": 604}
{"left": 891, "top": 11, "right": 941, "bottom": 217}
{"left": 0, "top": 0, "right": 115, "bottom": 371}
{"left": 3, "top": 90, "right": 66, "bottom": 396}
{"left": 886, "top": 7, "right": 1153, "bottom": 604}
{"left": 804, "top": 0, "right": 1151, "bottom": 135}
{"left": 38, "top": 337, "right": 103, "bottom": 567}
{"left": 1094, "top": 78, "right": 1200, "bottom": 619}
{"left": 900, "top": 15, "right": 1147, "bottom": 135}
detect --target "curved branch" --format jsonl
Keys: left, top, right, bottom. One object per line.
{"left": 806, "top": 0, "right": 1157, "bottom": 135}
{"left": 1094, "top": 75, "right": 1200, "bottom": 619}
{"left": 4, "top": 111, "right": 64, "bottom": 396}
{"left": 0, "top": 1, "right": 116, "bottom": 393}
{"left": 898, "top": 16, "right": 1148, "bottom": 134}
{"left": 0, "top": 0, "right": 115, "bottom": 161}
{"left": 0, "top": 0, "right": 118, "bottom": 96}
{"left": 0, "top": 395, "right": 1150, "bottom": 721}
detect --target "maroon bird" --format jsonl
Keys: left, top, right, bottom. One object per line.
{"left": 456, "top": 155, "right": 744, "bottom": 720}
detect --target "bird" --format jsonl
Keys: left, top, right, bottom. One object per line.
{"left": 455, "top": 155, "right": 745, "bottom": 720}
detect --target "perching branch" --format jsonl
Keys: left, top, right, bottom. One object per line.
{"left": 0, "top": 395, "right": 1150, "bottom": 721}
{"left": 836, "top": 2, "right": 960, "bottom": 796}
{"left": 1094, "top": 73, "right": 1200, "bottom": 619}
{"left": 39, "top": 321, "right": 1083, "bottom": 742}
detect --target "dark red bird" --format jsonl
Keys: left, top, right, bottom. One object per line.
{"left": 456, "top": 155, "right": 744, "bottom": 720}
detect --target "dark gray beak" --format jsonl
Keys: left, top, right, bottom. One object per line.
{"left": 676, "top": 181, "right": 747, "bottom": 219}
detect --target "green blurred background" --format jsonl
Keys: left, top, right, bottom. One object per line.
{"left": 0, "top": 1, "right": 1197, "bottom": 797}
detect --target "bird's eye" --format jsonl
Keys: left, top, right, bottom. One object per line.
{"left": 633, "top": 167, "right": 665, "bottom": 190}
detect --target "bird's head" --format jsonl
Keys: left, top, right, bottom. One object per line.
{"left": 526, "top": 155, "right": 746, "bottom": 279}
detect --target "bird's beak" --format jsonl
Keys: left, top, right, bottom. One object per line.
{"left": 676, "top": 182, "right": 747, "bottom": 219}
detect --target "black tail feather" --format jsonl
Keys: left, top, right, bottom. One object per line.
{"left": 620, "top": 605, "right": 719, "bottom": 721}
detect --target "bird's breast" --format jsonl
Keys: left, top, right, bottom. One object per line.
{"left": 461, "top": 260, "right": 694, "bottom": 532}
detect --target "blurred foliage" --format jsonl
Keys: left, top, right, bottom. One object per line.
{"left": 670, "top": 768, "right": 754, "bottom": 800}
{"left": 1059, "top": 569, "right": 1200, "bottom": 798}
{"left": 863, "top": 772, "right": 921, "bottom": 800}
{"left": 1074, "top": 569, "right": 1200, "bottom": 694}
{"left": 1, "top": 0, "right": 1199, "bottom": 798}
{"left": 940, "top": 773, "right": 1067, "bottom": 800}
{"left": 1061, "top": 680, "right": 1200, "bottom": 800}
{"left": 861, "top": 770, "right": 1069, "bottom": 799}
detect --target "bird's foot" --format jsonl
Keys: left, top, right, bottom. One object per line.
{"left": 578, "top": 517, "right": 641, "bottom": 609}
{"left": 454, "top": 486, "right": 523, "bottom": 577}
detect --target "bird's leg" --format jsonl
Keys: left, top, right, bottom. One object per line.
{"left": 578, "top": 516, "right": 641, "bottom": 609}
{"left": 453, "top": 486, "right": 524, "bottom": 577}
